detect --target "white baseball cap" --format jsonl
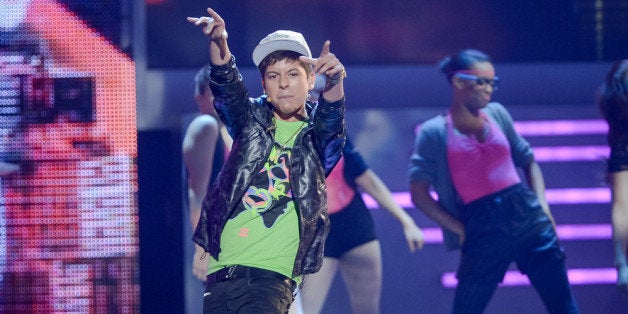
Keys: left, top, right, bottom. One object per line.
{"left": 252, "top": 30, "right": 312, "bottom": 66}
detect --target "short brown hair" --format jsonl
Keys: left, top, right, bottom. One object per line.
{"left": 257, "top": 50, "right": 312, "bottom": 77}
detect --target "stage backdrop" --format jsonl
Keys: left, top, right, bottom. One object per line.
{"left": 146, "top": 0, "right": 628, "bottom": 69}
{"left": 0, "top": 1, "right": 138, "bottom": 312}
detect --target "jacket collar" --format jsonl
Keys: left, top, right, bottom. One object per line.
{"left": 252, "top": 96, "right": 315, "bottom": 130}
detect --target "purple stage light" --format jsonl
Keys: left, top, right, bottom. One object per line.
{"left": 545, "top": 188, "right": 610, "bottom": 204}
{"left": 533, "top": 146, "right": 609, "bottom": 162}
{"left": 416, "top": 119, "right": 607, "bottom": 137}
{"left": 363, "top": 187, "right": 610, "bottom": 210}
{"left": 514, "top": 119, "right": 607, "bottom": 136}
{"left": 415, "top": 224, "right": 610, "bottom": 245}
{"left": 556, "top": 224, "right": 611, "bottom": 240}
{"left": 441, "top": 268, "right": 617, "bottom": 288}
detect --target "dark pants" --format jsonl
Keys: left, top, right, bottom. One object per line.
{"left": 453, "top": 184, "right": 579, "bottom": 314}
{"left": 203, "top": 276, "right": 295, "bottom": 314}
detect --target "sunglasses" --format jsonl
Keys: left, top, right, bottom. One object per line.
{"left": 454, "top": 73, "right": 500, "bottom": 89}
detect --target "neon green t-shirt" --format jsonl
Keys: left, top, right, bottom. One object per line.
{"left": 208, "top": 119, "right": 306, "bottom": 282}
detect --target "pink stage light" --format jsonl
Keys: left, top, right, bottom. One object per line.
{"left": 533, "top": 146, "right": 609, "bottom": 162}
{"left": 545, "top": 188, "right": 610, "bottom": 204}
{"left": 514, "top": 120, "right": 607, "bottom": 136}
{"left": 362, "top": 187, "right": 610, "bottom": 210}
{"left": 419, "top": 228, "right": 443, "bottom": 244}
{"left": 441, "top": 268, "right": 617, "bottom": 288}
{"left": 556, "top": 224, "right": 611, "bottom": 240}
{"left": 412, "top": 224, "right": 610, "bottom": 245}
{"left": 415, "top": 119, "right": 607, "bottom": 136}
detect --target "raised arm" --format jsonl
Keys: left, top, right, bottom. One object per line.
{"left": 299, "top": 40, "right": 346, "bottom": 102}
{"left": 356, "top": 170, "right": 424, "bottom": 252}
{"left": 187, "top": 8, "right": 231, "bottom": 65}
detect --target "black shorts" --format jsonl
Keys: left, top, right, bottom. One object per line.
{"left": 324, "top": 195, "right": 377, "bottom": 258}
{"left": 608, "top": 141, "right": 628, "bottom": 173}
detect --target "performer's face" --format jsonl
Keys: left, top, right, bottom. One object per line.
{"left": 454, "top": 62, "right": 496, "bottom": 111}
{"left": 262, "top": 59, "right": 315, "bottom": 121}
{"left": 0, "top": 0, "right": 31, "bottom": 31}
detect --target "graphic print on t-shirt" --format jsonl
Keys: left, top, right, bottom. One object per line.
{"left": 231, "top": 146, "right": 293, "bottom": 227}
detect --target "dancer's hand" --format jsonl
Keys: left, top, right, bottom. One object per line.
{"left": 186, "top": 8, "right": 228, "bottom": 41}
{"left": 403, "top": 223, "right": 425, "bottom": 252}
{"left": 192, "top": 245, "right": 208, "bottom": 282}
{"left": 299, "top": 40, "right": 346, "bottom": 85}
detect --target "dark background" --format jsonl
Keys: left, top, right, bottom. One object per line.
{"left": 60, "top": 0, "right": 628, "bottom": 66}
{"left": 145, "top": 0, "right": 628, "bottom": 68}
{"left": 57, "top": 0, "right": 131, "bottom": 54}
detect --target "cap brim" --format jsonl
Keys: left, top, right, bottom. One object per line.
{"left": 252, "top": 40, "right": 311, "bottom": 66}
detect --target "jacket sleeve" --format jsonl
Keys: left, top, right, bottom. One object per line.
{"left": 342, "top": 137, "right": 369, "bottom": 184}
{"left": 486, "top": 102, "right": 535, "bottom": 168}
{"left": 311, "top": 96, "right": 346, "bottom": 176}
{"left": 409, "top": 117, "right": 441, "bottom": 184}
{"left": 408, "top": 116, "right": 463, "bottom": 251}
{"left": 208, "top": 56, "right": 250, "bottom": 138}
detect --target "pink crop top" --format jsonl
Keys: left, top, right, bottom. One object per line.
{"left": 446, "top": 112, "right": 521, "bottom": 204}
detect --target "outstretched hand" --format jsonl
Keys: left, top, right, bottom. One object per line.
{"left": 404, "top": 223, "right": 425, "bottom": 252}
{"left": 299, "top": 40, "right": 346, "bottom": 84}
{"left": 186, "top": 8, "right": 228, "bottom": 41}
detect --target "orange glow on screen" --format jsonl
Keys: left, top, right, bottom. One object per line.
{"left": 27, "top": 0, "right": 137, "bottom": 156}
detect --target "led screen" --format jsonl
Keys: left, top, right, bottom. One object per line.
{"left": 0, "top": 1, "right": 138, "bottom": 312}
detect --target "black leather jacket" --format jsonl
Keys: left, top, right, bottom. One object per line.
{"left": 193, "top": 57, "right": 346, "bottom": 276}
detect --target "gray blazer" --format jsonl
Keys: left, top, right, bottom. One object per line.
{"left": 408, "top": 102, "right": 535, "bottom": 250}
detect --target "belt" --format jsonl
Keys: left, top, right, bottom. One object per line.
{"left": 206, "top": 265, "right": 294, "bottom": 287}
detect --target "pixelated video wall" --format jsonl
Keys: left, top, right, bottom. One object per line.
{"left": 0, "top": 1, "right": 138, "bottom": 312}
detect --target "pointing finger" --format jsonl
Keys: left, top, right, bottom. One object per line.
{"left": 206, "top": 8, "right": 225, "bottom": 25}
{"left": 319, "top": 40, "right": 331, "bottom": 56}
